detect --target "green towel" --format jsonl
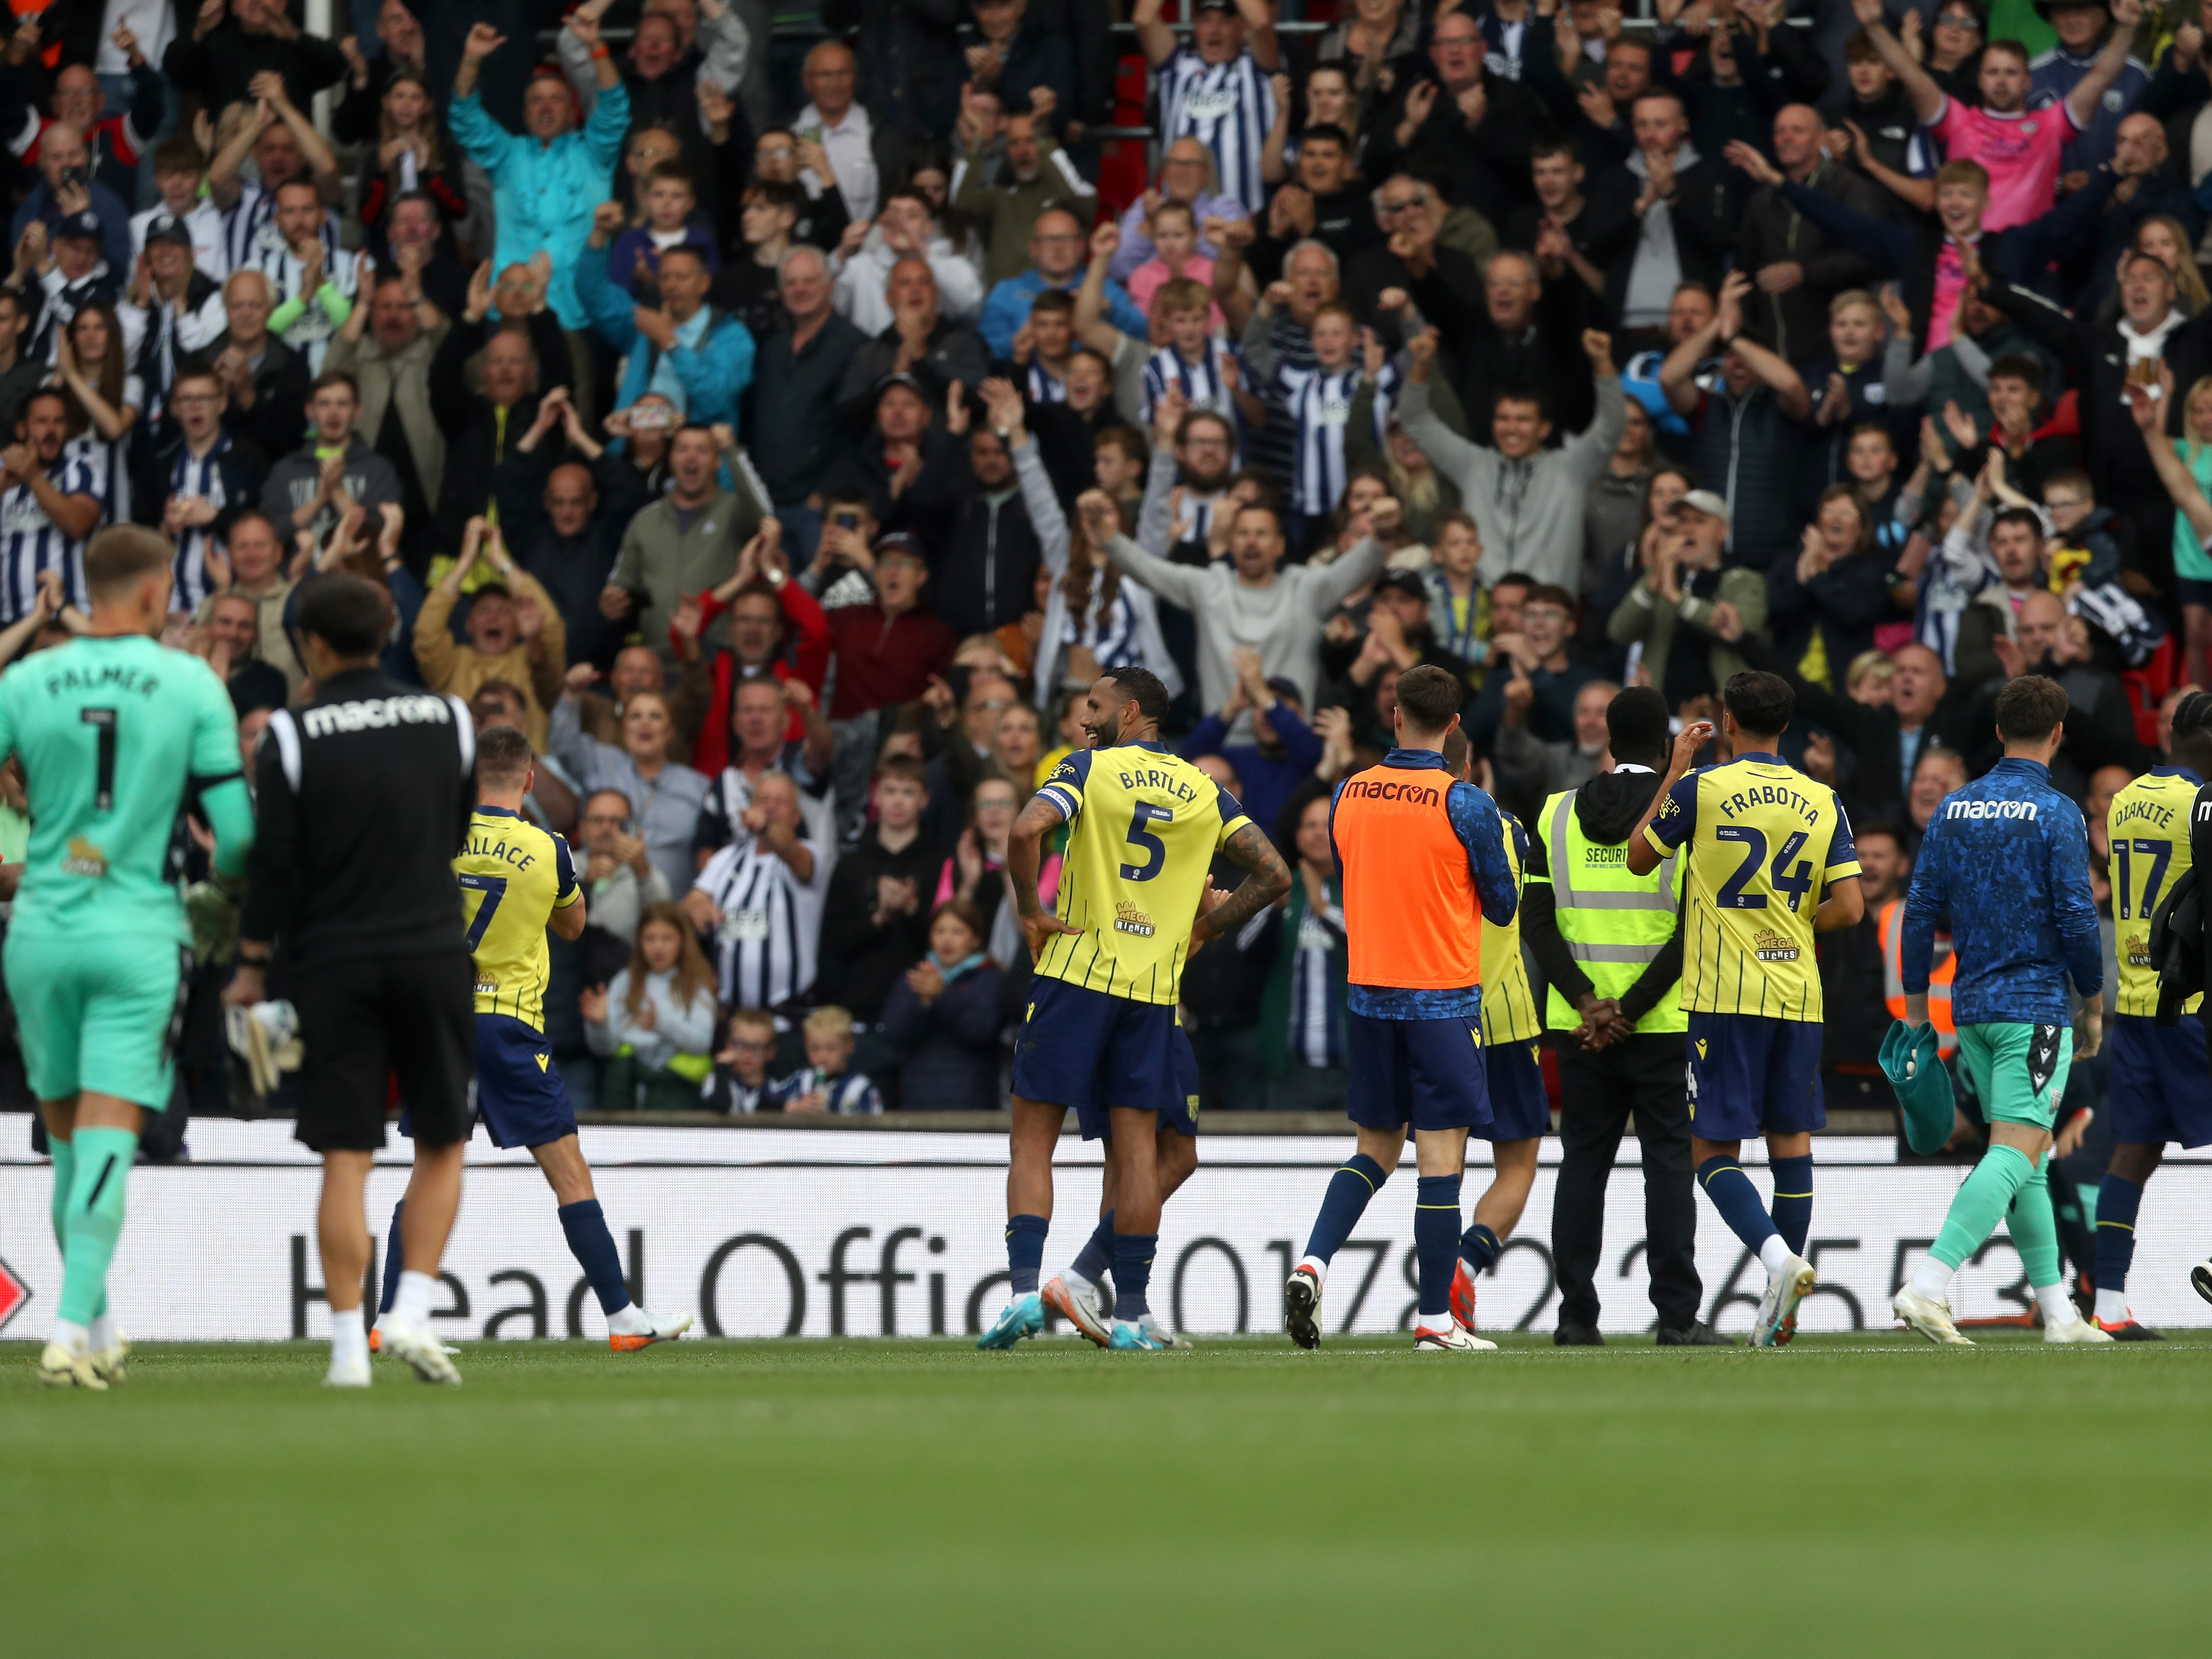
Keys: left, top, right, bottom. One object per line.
{"left": 1880, "top": 1020, "right": 1956, "bottom": 1156}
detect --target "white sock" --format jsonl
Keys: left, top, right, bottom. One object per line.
{"left": 1297, "top": 1254, "right": 1328, "bottom": 1283}
{"left": 52, "top": 1317, "right": 90, "bottom": 1355}
{"left": 2036, "top": 1282, "right": 2080, "bottom": 1325}
{"left": 330, "top": 1307, "right": 367, "bottom": 1368}
{"left": 87, "top": 1310, "right": 115, "bottom": 1352}
{"left": 606, "top": 1302, "right": 646, "bottom": 1335}
{"left": 2094, "top": 1286, "right": 2129, "bottom": 1324}
{"left": 393, "top": 1269, "right": 437, "bottom": 1328}
{"left": 1061, "top": 1266, "right": 1095, "bottom": 1297}
{"left": 1910, "top": 1255, "right": 1955, "bottom": 1302}
{"left": 1418, "top": 1307, "right": 1452, "bottom": 1330}
{"left": 1757, "top": 1235, "right": 1795, "bottom": 1278}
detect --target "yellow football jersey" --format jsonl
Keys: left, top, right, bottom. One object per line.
{"left": 1645, "top": 751, "right": 1859, "bottom": 1021}
{"left": 2108, "top": 767, "right": 2202, "bottom": 1018}
{"left": 456, "top": 806, "right": 581, "bottom": 1031}
{"left": 1481, "top": 810, "right": 1543, "bottom": 1044}
{"left": 1033, "top": 740, "right": 1250, "bottom": 1005}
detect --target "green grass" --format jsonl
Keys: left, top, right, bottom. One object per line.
{"left": 5, "top": 1332, "right": 2210, "bottom": 1655}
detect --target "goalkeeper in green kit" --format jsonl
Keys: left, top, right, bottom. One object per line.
{"left": 0, "top": 526, "right": 255, "bottom": 1388}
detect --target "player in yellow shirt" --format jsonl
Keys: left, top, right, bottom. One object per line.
{"left": 2092, "top": 698, "right": 2212, "bottom": 1337}
{"left": 1440, "top": 729, "right": 1548, "bottom": 1337}
{"left": 1629, "top": 672, "right": 1863, "bottom": 1347}
{"left": 374, "top": 726, "right": 692, "bottom": 1353}
{"left": 986, "top": 664, "right": 1289, "bottom": 1352}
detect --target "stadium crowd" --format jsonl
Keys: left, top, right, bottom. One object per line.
{"left": 0, "top": 0, "right": 2202, "bottom": 1135}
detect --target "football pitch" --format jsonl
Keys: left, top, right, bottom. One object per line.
{"left": 6, "top": 1332, "right": 2209, "bottom": 1656}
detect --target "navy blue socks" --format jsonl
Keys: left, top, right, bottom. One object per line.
{"left": 1460, "top": 1221, "right": 1502, "bottom": 1273}
{"left": 1302, "top": 1153, "right": 1388, "bottom": 1266}
{"left": 378, "top": 1199, "right": 405, "bottom": 1317}
{"left": 2095, "top": 1174, "right": 2144, "bottom": 1307}
{"left": 1005, "top": 1213, "right": 1049, "bottom": 1296}
{"left": 1072, "top": 1209, "right": 1116, "bottom": 1283}
{"left": 1112, "top": 1231, "right": 1158, "bottom": 1322}
{"left": 558, "top": 1199, "right": 632, "bottom": 1316}
{"left": 1415, "top": 1174, "right": 1463, "bottom": 1327}
{"left": 1770, "top": 1155, "right": 1814, "bottom": 1256}
{"left": 1698, "top": 1156, "right": 1783, "bottom": 1255}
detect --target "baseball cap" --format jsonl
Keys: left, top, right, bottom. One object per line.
{"left": 53, "top": 210, "right": 101, "bottom": 242}
{"left": 873, "top": 370, "right": 932, "bottom": 407}
{"left": 142, "top": 212, "right": 191, "bottom": 249}
{"left": 1264, "top": 675, "right": 1303, "bottom": 706}
{"left": 1673, "top": 489, "right": 1730, "bottom": 525}
{"left": 1193, "top": 0, "right": 1236, "bottom": 12}
{"left": 1375, "top": 570, "right": 1430, "bottom": 601}
{"left": 872, "top": 531, "right": 928, "bottom": 564}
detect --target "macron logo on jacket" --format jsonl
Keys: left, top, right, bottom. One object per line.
{"left": 1945, "top": 798, "right": 2039, "bottom": 822}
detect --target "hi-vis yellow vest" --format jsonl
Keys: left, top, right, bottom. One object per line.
{"left": 1536, "top": 787, "right": 1687, "bottom": 1034}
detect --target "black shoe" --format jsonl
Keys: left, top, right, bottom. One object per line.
{"left": 2097, "top": 1319, "right": 2166, "bottom": 1341}
{"left": 1553, "top": 1323, "right": 1604, "bottom": 1346}
{"left": 1656, "top": 1320, "right": 1736, "bottom": 1347}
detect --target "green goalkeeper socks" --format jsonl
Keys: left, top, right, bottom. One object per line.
{"left": 1929, "top": 1142, "right": 2036, "bottom": 1272}
{"left": 58, "top": 1127, "right": 136, "bottom": 1327}
{"left": 2005, "top": 1152, "right": 2062, "bottom": 1289}
{"left": 48, "top": 1138, "right": 106, "bottom": 1322}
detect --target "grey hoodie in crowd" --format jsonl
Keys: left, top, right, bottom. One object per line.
{"left": 1397, "top": 370, "right": 1625, "bottom": 595}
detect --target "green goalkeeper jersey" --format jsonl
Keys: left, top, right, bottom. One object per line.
{"left": 0, "top": 633, "right": 243, "bottom": 938}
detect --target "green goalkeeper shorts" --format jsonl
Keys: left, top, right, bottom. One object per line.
{"left": 1954, "top": 1021, "right": 2071, "bottom": 1132}
{"left": 5, "top": 929, "right": 189, "bottom": 1111}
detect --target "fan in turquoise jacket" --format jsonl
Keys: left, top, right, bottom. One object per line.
{"left": 573, "top": 239, "right": 757, "bottom": 430}
{"left": 448, "top": 75, "right": 630, "bottom": 332}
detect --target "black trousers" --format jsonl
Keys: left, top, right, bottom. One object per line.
{"left": 1551, "top": 1032, "right": 1703, "bottom": 1332}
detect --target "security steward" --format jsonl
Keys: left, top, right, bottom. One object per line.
{"left": 226, "top": 575, "right": 479, "bottom": 1388}
{"left": 1520, "top": 686, "right": 1726, "bottom": 1346}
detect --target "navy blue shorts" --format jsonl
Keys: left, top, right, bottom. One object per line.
{"left": 1478, "top": 1039, "right": 1550, "bottom": 1141}
{"left": 1011, "top": 975, "right": 1195, "bottom": 1140}
{"left": 1346, "top": 1010, "right": 1492, "bottom": 1133}
{"left": 473, "top": 1012, "right": 578, "bottom": 1149}
{"left": 2178, "top": 578, "right": 2212, "bottom": 609}
{"left": 1685, "top": 1012, "right": 1826, "bottom": 1141}
{"left": 2109, "top": 1013, "right": 2212, "bottom": 1148}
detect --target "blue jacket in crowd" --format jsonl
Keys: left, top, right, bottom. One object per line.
{"left": 573, "top": 240, "right": 756, "bottom": 431}
{"left": 449, "top": 79, "right": 629, "bottom": 331}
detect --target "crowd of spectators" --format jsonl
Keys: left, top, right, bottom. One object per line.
{"left": 0, "top": 0, "right": 2208, "bottom": 1122}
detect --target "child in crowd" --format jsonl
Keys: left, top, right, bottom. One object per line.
{"left": 1138, "top": 276, "right": 1252, "bottom": 437}
{"left": 1125, "top": 199, "right": 1222, "bottom": 332}
{"left": 1245, "top": 298, "right": 1395, "bottom": 554}
{"left": 880, "top": 900, "right": 1005, "bottom": 1111}
{"left": 1013, "top": 288, "right": 1076, "bottom": 404}
{"left": 585, "top": 902, "right": 722, "bottom": 1111}
{"left": 609, "top": 161, "right": 721, "bottom": 302}
{"left": 1419, "top": 511, "right": 1490, "bottom": 674}
{"left": 774, "top": 1005, "right": 883, "bottom": 1114}
{"left": 132, "top": 135, "right": 224, "bottom": 275}
{"left": 703, "top": 1008, "right": 779, "bottom": 1113}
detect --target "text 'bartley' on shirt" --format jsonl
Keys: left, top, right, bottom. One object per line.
{"left": 1116, "top": 766, "right": 1200, "bottom": 801}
